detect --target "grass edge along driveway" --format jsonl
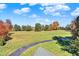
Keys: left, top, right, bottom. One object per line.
{"left": 21, "top": 41, "right": 72, "bottom": 56}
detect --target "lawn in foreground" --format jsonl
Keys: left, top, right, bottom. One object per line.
{"left": 21, "top": 41, "right": 72, "bottom": 56}
{"left": 0, "top": 30, "right": 71, "bottom": 56}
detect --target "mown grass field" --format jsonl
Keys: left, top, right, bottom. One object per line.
{"left": 21, "top": 41, "right": 72, "bottom": 56}
{"left": 0, "top": 30, "right": 72, "bottom": 56}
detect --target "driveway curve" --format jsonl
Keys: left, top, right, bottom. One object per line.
{"left": 9, "top": 40, "right": 53, "bottom": 56}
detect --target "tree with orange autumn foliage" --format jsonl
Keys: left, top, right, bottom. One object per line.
{"left": 0, "top": 20, "right": 6, "bottom": 38}
{"left": 52, "top": 21, "right": 59, "bottom": 30}
{"left": 0, "top": 19, "right": 13, "bottom": 39}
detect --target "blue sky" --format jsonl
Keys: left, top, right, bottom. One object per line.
{"left": 0, "top": 3, "right": 79, "bottom": 27}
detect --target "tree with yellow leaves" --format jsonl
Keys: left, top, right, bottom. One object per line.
{"left": 52, "top": 21, "right": 59, "bottom": 30}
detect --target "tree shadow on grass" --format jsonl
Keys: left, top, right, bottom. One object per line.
{"left": 5, "top": 33, "right": 14, "bottom": 41}
{"left": 52, "top": 36, "right": 73, "bottom": 46}
{"left": 52, "top": 36, "right": 75, "bottom": 55}
{"left": 8, "top": 33, "right": 14, "bottom": 36}
{"left": 2, "top": 33, "right": 14, "bottom": 46}
{"left": 4, "top": 36, "right": 12, "bottom": 41}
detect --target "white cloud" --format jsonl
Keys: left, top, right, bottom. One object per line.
{"left": 39, "top": 3, "right": 70, "bottom": 16}
{"left": 43, "top": 6, "right": 61, "bottom": 16}
{"left": 21, "top": 8, "right": 30, "bottom": 12}
{"left": 71, "top": 8, "right": 79, "bottom": 16}
{"left": 44, "top": 6, "right": 55, "bottom": 14}
{"left": 29, "top": 3, "right": 37, "bottom": 6}
{"left": 0, "top": 4, "right": 6, "bottom": 10}
{"left": 14, "top": 9, "right": 21, "bottom": 14}
{"left": 40, "top": 3, "right": 65, "bottom": 7}
{"left": 14, "top": 7, "right": 30, "bottom": 14}
{"left": 55, "top": 4, "right": 70, "bottom": 11}
{"left": 40, "top": 3, "right": 53, "bottom": 6}
{"left": 20, "top": 3, "right": 26, "bottom": 5}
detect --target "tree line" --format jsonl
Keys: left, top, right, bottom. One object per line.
{"left": 13, "top": 21, "right": 59, "bottom": 31}
{"left": 13, "top": 22, "right": 71, "bottom": 31}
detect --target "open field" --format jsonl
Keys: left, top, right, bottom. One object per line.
{"left": 0, "top": 30, "right": 72, "bottom": 56}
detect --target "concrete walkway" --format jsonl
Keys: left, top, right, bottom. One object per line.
{"left": 33, "top": 47, "right": 53, "bottom": 56}
{"left": 9, "top": 40, "right": 53, "bottom": 56}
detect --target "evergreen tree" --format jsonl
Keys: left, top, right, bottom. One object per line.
{"left": 44, "top": 25, "right": 49, "bottom": 31}
{"left": 14, "top": 24, "right": 21, "bottom": 31}
{"left": 35, "top": 23, "right": 41, "bottom": 31}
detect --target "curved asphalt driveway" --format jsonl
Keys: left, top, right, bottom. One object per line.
{"left": 9, "top": 40, "right": 53, "bottom": 56}
{"left": 33, "top": 47, "right": 53, "bottom": 56}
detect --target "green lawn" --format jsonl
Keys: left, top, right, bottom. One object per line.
{"left": 21, "top": 41, "right": 72, "bottom": 56}
{"left": 21, "top": 44, "right": 39, "bottom": 56}
{"left": 0, "top": 30, "right": 72, "bottom": 56}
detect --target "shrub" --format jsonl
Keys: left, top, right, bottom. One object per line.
{"left": 0, "top": 38, "right": 6, "bottom": 46}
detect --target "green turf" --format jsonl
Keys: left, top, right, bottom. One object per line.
{"left": 21, "top": 41, "right": 72, "bottom": 56}
{"left": 0, "top": 30, "right": 71, "bottom": 56}
{"left": 40, "top": 41, "right": 72, "bottom": 56}
{"left": 21, "top": 45, "right": 39, "bottom": 56}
